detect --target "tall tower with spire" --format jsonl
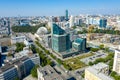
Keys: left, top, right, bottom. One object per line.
{"left": 65, "top": 10, "right": 69, "bottom": 21}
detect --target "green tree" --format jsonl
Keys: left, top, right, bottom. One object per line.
{"left": 31, "top": 65, "right": 39, "bottom": 78}
{"left": 99, "top": 44, "right": 104, "bottom": 50}
{"left": 72, "top": 26, "right": 77, "bottom": 29}
{"left": 30, "top": 45, "right": 36, "bottom": 53}
{"left": 15, "top": 43, "right": 25, "bottom": 52}
{"left": 14, "top": 77, "right": 20, "bottom": 80}
{"left": 12, "top": 23, "right": 46, "bottom": 33}
{"left": 90, "top": 48, "right": 99, "bottom": 52}
{"left": 89, "top": 61, "right": 93, "bottom": 66}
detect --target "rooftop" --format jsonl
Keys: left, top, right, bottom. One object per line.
{"left": 86, "top": 63, "right": 113, "bottom": 80}
{"left": 92, "top": 63, "right": 109, "bottom": 70}
{"left": 38, "top": 65, "right": 63, "bottom": 80}
{"left": 86, "top": 67, "right": 113, "bottom": 80}
{"left": 75, "top": 38, "right": 85, "bottom": 44}
{"left": 0, "top": 56, "right": 29, "bottom": 74}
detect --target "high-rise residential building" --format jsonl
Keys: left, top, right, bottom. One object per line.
{"left": 72, "top": 38, "right": 86, "bottom": 52}
{"left": 69, "top": 15, "right": 75, "bottom": 28}
{"left": 85, "top": 63, "right": 113, "bottom": 80}
{"left": 99, "top": 18, "right": 107, "bottom": 28}
{"left": 65, "top": 10, "right": 69, "bottom": 21}
{"left": 75, "top": 18, "right": 83, "bottom": 26}
{"left": 37, "top": 65, "right": 63, "bottom": 80}
{"left": 113, "top": 49, "right": 120, "bottom": 74}
{"left": 51, "top": 23, "right": 71, "bottom": 52}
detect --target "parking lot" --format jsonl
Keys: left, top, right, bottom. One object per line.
{"left": 80, "top": 51, "right": 107, "bottom": 65}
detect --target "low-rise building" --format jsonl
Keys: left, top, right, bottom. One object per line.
{"left": 11, "top": 36, "right": 26, "bottom": 44}
{"left": 37, "top": 65, "right": 63, "bottom": 80}
{"left": 24, "top": 39, "right": 34, "bottom": 47}
{"left": 72, "top": 38, "right": 86, "bottom": 52}
{"left": 85, "top": 63, "right": 113, "bottom": 80}
{"left": 15, "top": 49, "right": 40, "bottom": 65}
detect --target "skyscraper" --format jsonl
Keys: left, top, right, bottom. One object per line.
{"left": 99, "top": 18, "right": 107, "bottom": 28}
{"left": 51, "top": 23, "right": 71, "bottom": 52}
{"left": 69, "top": 15, "right": 75, "bottom": 28}
{"left": 65, "top": 10, "right": 69, "bottom": 21}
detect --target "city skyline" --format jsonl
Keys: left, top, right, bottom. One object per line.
{"left": 0, "top": 0, "right": 120, "bottom": 17}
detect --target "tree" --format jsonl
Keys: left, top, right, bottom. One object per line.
{"left": 12, "top": 23, "right": 46, "bottom": 33}
{"left": 14, "top": 77, "right": 20, "bottom": 80}
{"left": 90, "top": 48, "right": 99, "bottom": 52}
{"left": 105, "top": 47, "right": 109, "bottom": 52}
{"left": 72, "top": 26, "right": 77, "bottom": 29}
{"left": 31, "top": 65, "right": 39, "bottom": 78}
{"left": 30, "top": 45, "right": 36, "bottom": 53}
{"left": 99, "top": 44, "right": 104, "bottom": 50}
{"left": 15, "top": 43, "right": 25, "bottom": 52}
{"left": 89, "top": 61, "right": 93, "bottom": 66}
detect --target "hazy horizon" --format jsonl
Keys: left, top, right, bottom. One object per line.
{"left": 0, "top": 0, "right": 120, "bottom": 17}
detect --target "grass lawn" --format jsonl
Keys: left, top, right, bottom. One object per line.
{"left": 64, "top": 53, "right": 94, "bottom": 70}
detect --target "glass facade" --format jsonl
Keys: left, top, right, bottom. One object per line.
{"left": 72, "top": 38, "right": 86, "bottom": 51}
{"left": 52, "top": 24, "right": 65, "bottom": 35}
{"left": 65, "top": 10, "right": 69, "bottom": 21}
{"left": 52, "top": 23, "right": 71, "bottom": 52}
{"left": 99, "top": 19, "right": 107, "bottom": 28}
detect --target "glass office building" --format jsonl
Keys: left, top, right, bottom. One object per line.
{"left": 99, "top": 18, "right": 107, "bottom": 28}
{"left": 72, "top": 38, "right": 86, "bottom": 51}
{"left": 52, "top": 23, "right": 71, "bottom": 52}
{"left": 65, "top": 10, "right": 69, "bottom": 21}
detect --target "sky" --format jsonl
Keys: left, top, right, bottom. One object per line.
{"left": 0, "top": 0, "right": 120, "bottom": 17}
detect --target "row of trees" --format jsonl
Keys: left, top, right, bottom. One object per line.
{"left": 35, "top": 41, "right": 72, "bottom": 70}
{"left": 30, "top": 42, "right": 53, "bottom": 78}
{"left": 90, "top": 44, "right": 105, "bottom": 52}
{"left": 77, "top": 28, "right": 120, "bottom": 35}
{"left": 110, "top": 71, "right": 120, "bottom": 80}
{"left": 12, "top": 26, "right": 40, "bottom": 33}
{"left": 89, "top": 52, "right": 114, "bottom": 66}
{"left": 35, "top": 41, "right": 53, "bottom": 67}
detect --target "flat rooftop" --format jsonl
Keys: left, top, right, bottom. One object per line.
{"left": 38, "top": 65, "right": 63, "bottom": 80}
{"left": 86, "top": 63, "right": 113, "bottom": 80}
{"left": 92, "top": 63, "right": 109, "bottom": 70}
{"left": 60, "top": 49, "right": 78, "bottom": 55}
{"left": 0, "top": 56, "right": 29, "bottom": 74}
{"left": 86, "top": 67, "right": 113, "bottom": 80}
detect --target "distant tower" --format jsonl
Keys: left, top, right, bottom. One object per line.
{"left": 99, "top": 18, "right": 107, "bottom": 28}
{"left": 69, "top": 15, "right": 74, "bottom": 28}
{"left": 65, "top": 10, "right": 69, "bottom": 21}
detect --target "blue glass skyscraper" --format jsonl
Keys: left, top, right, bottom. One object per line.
{"left": 51, "top": 23, "right": 71, "bottom": 52}
{"left": 99, "top": 18, "right": 107, "bottom": 28}
{"left": 65, "top": 10, "right": 69, "bottom": 21}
